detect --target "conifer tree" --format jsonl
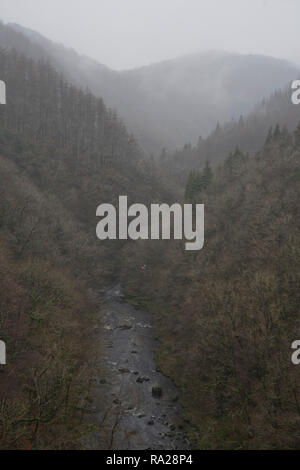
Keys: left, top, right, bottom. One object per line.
{"left": 294, "top": 122, "right": 300, "bottom": 148}
{"left": 265, "top": 126, "right": 273, "bottom": 145}
{"left": 201, "top": 160, "right": 213, "bottom": 189}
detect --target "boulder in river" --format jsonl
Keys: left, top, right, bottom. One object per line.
{"left": 152, "top": 385, "right": 163, "bottom": 398}
{"left": 119, "top": 324, "right": 132, "bottom": 330}
{"left": 137, "top": 377, "right": 150, "bottom": 383}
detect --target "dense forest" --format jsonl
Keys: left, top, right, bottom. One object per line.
{"left": 0, "top": 46, "right": 163, "bottom": 449}
{"left": 159, "top": 87, "right": 300, "bottom": 187}
{"left": 1, "top": 21, "right": 300, "bottom": 450}
{"left": 121, "top": 125, "right": 300, "bottom": 449}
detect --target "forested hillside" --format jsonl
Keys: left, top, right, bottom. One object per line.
{"left": 0, "top": 46, "right": 163, "bottom": 449}
{"left": 1, "top": 22, "right": 299, "bottom": 154}
{"left": 1, "top": 18, "right": 300, "bottom": 451}
{"left": 160, "top": 86, "right": 300, "bottom": 186}
{"left": 121, "top": 124, "right": 300, "bottom": 449}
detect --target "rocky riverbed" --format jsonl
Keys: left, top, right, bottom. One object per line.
{"left": 85, "top": 285, "right": 190, "bottom": 450}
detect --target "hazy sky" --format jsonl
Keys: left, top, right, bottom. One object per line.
{"left": 1, "top": 0, "right": 299, "bottom": 70}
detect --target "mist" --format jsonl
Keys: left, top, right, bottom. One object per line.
{"left": 1, "top": 0, "right": 300, "bottom": 70}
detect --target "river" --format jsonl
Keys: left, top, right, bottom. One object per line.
{"left": 84, "top": 285, "right": 190, "bottom": 450}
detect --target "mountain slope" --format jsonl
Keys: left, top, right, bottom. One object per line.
{"left": 160, "top": 84, "right": 300, "bottom": 186}
{"left": 121, "top": 125, "right": 300, "bottom": 449}
{"left": 120, "top": 51, "right": 299, "bottom": 151}
{"left": 1, "top": 22, "right": 299, "bottom": 153}
{"left": 0, "top": 45, "right": 164, "bottom": 449}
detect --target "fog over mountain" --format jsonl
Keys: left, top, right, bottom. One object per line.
{"left": 1, "top": 22, "right": 298, "bottom": 154}
{"left": 2, "top": 0, "right": 300, "bottom": 70}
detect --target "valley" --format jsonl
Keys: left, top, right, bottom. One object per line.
{"left": 0, "top": 15, "right": 300, "bottom": 451}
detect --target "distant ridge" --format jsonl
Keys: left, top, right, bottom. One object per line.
{"left": 1, "top": 21, "right": 299, "bottom": 153}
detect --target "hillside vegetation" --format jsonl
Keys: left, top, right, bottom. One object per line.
{"left": 1, "top": 22, "right": 300, "bottom": 451}
{"left": 160, "top": 87, "right": 300, "bottom": 188}
{"left": 0, "top": 46, "right": 162, "bottom": 449}
{"left": 121, "top": 125, "right": 300, "bottom": 449}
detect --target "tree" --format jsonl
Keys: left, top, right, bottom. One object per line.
{"left": 185, "top": 161, "right": 213, "bottom": 201}
{"left": 273, "top": 124, "right": 281, "bottom": 140}
{"left": 294, "top": 122, "right": 300, "bottom": 149}
{"left": 265, "top": 126, "right": 273, "bottom": 145}
{"left": 224, "top": 146, "right": 248, "bottom": 180}
{"left": 201, "top": 160, "right": 213, "bottom": 189}
{"left": 185, "top": 170, "right": 198, "bottom": 200}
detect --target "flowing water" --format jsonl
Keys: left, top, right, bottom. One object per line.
{"left": 85, "top": 285, "right": 190, "bottom": 450}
